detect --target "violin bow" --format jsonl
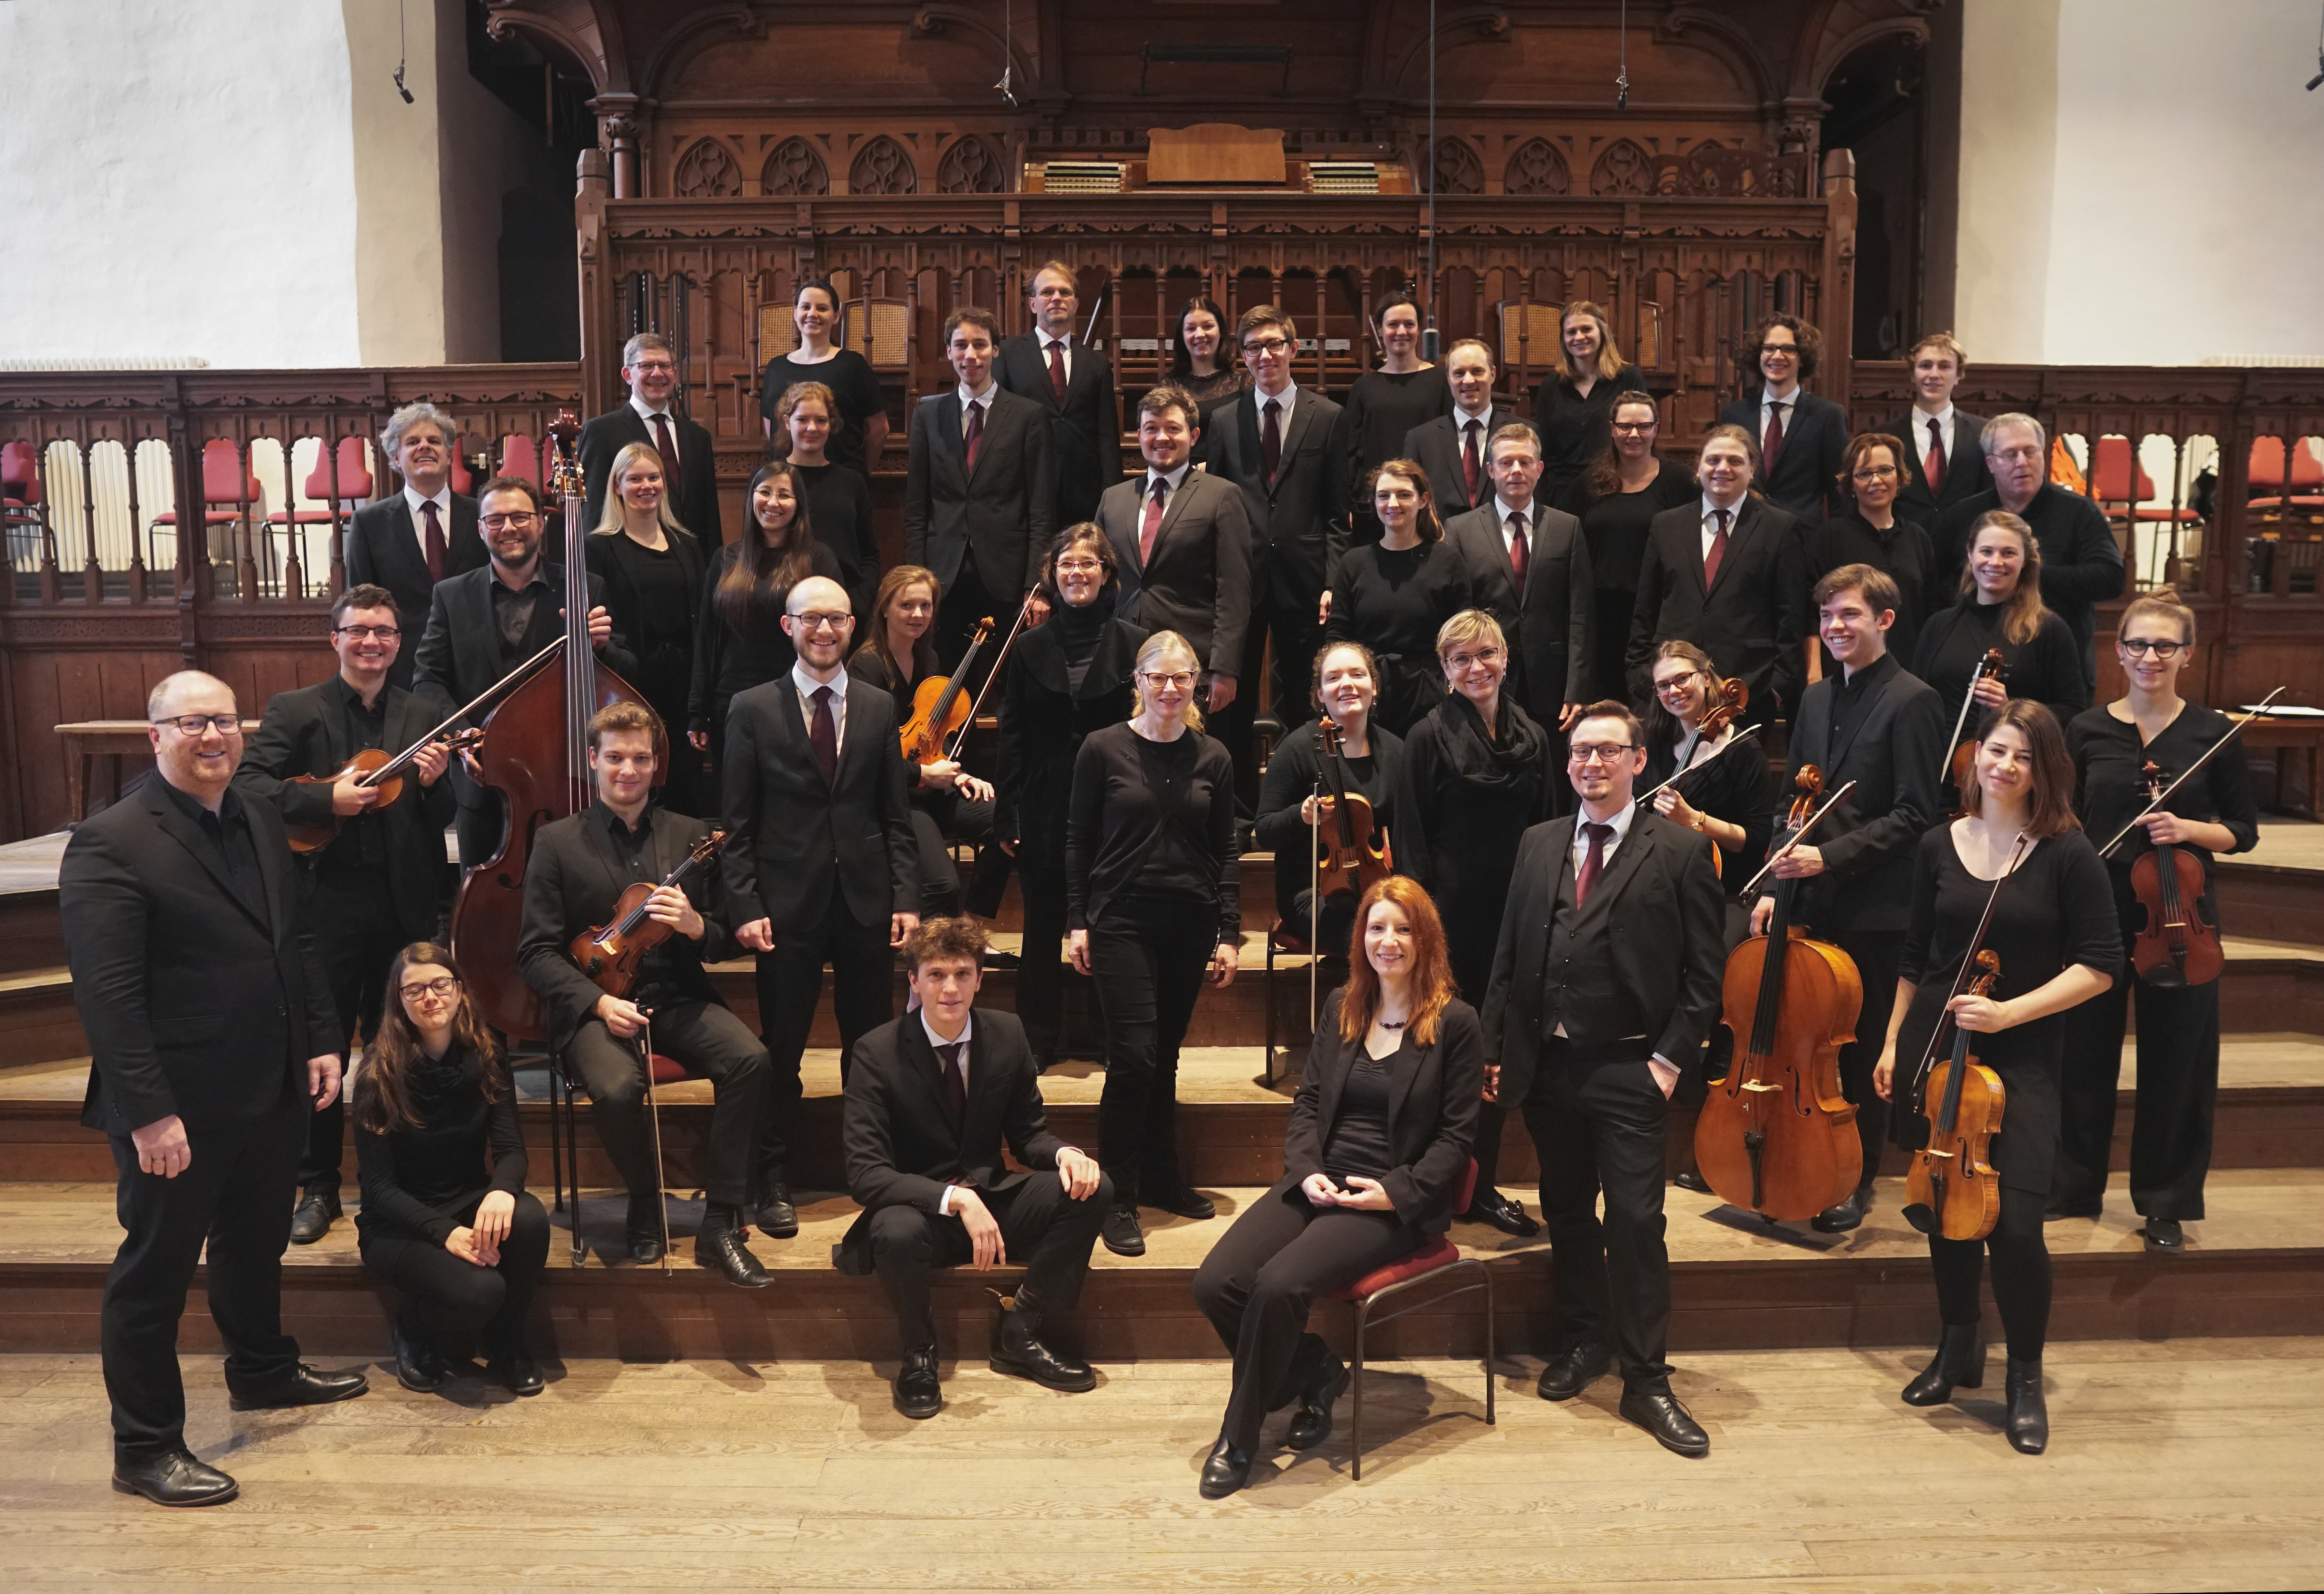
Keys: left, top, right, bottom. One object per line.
{"left": 1939, "top": 664, "right": 1987, "bottom": 787}
{"left": 943, "top": 590, "right": 1038, "bottom": 763}
{"left": 1738, "top": 777, "right": 1859, "bottom": 897}
{"left": 2097, "top": 686, "right": 2286, "bottom": 858}
{"left": 634, "top": 1017, "right": 672, "bottom": 1276}
{"left": 354, "top": 637, "right": 566, "bottom": 789}
{"left": 1635, "top": 724, "right": 1762, "bottom": 808}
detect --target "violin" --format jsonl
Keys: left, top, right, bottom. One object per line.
{"left": 1695, "top": 765, "right": 1864, "bottom": 1221}
{"left": 901, "top": 615, "right": 991, "bottom": 766}
{"left": 1943, "top": 649, "right": 2008, "bottom": 811}
{"left": 1904, "top": 949, "right": 2008, "bottom": 1241}
{"left": 566, "top": 830, "right": 730, "bottom": 1000}
{"left": 283, "top": 727, "right": 484, "bottom": 854}
{"left": 1636, "top": 675, "right": 1753, "bottom": 878}
{"left": 1312, "top": 718, "right": 1392, "bottom": 900}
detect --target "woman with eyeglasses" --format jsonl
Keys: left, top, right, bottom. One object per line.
{"left": 1254, "top": 640, "right": 1408, "bottom": 959}
{"left": 1323, "top": 460, "right": 1478, "bottom": 736}
{"left": 1643, "top": 640, "right": 1775, "bottom": 911}
{"left": 1066, "top": 630, "right": 1241, "bottom": 1258}
{"left": 1814, "top": 432, "right": 1935, "bottom": 668}
{"left": 2053, "top": 590, "right": 2257, "bottom": 1250}
{"left": 353, "top": 943, "right": 549, "bottom": 1398}
{"left": 758, "top": 276, "right": 889, "bottom": 475}
{"left": 588, "top": 440, "right": 711, "bottom": 816}
{"left": 770, "top": 381, "right": 878, "bottom": 618}
{"left": 1396, "top": 608, "right": 1555, "bottom": 1236}
{"left": 1531, "top": 301, "right": 1648, "bottom": 504}
{"left": 1553, "top": 392, "right": 1696, "bottom": 713}
{"left": 1170, "top": 294, "right": 1247, "bottom": 409}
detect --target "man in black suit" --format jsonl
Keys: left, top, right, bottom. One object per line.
{"left": 905, "top": 307, "right": 1059, "bottom": 668}
{"left": 60, "top": 671, "right": 367, "bottom": 1508}
{"left": 1093, "top": 383, "right": 1251, "bottom": 713}
{"left": 1627, "top": 424, "right": 1809, "bottom": 719}
{"left": 996, "top": 261, "right": 1122, "bottom": 529}
{"left": 724, "top": 574, "right": 920, "bottom": 1235}
{"left": 342, "top": 403, "right": 486, "bottom": 690}
{"left": 518, "top": 701, "right": 772, "bottom": 1282}
{"left": 1481, "top": 701, "right": 1725, "bottom": 1457}
{"left": 412, "top": 475, "right": 633, "bottom": 871}
{"left": 1443, "top": 421, "right": 1592, "bottom": 733}
{"left": 1718, "top": 313, "right": 1848, "bottom": 528}
{"left": 234, "top": 584, "right": 454, "bottom": 1246}
{"left": 1752, "top": 565, "right": 1945, "bottom": 1232}
{"left": 580, "top": 332, "right": 721, "bottom": 546}
{"left": 836, "top": 916, "right": 1108, "bottom": 1418}
{"left": 1401, "top": 338, "right": 1525, "bottom": 520}
{"left": 1881, "top": 332, "right": 1992, "bottom": 529}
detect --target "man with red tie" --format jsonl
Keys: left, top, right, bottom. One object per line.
{"left": 995, "top": 262, "right": 1122, "bottom": 529}
{"left": 1401, "top": 338, "right": 1525, "bottom": 519}
{"left": 1443, "top": 422, "right": 1593, "bottom": 735}
{"left": 344, "top": 403, "right": 485, "bottom": 690}
{"left": 1716, "top": 314, "right": 1849, "bottom": 529}
{"left": 579, "top": 333, "right": 722, "bottom": 549}
{"left": 1880, "top": 332, "right": 1992, "bottom": 528}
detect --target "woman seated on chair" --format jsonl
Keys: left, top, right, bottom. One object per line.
{"left": 353, "top": 943, "right": 551, "bottom": 1399}
{"left": 1189, "top": 876, "right": 1483, "bottom": 1499}
{"left": 1253, "top": 640, "right": 1407, "bottom": 961}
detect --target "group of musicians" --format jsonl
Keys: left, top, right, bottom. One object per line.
{"left": 62, "top": 287, "right": 2258, "bottom": 1507}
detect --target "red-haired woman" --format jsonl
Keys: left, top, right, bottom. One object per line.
{"left": 1189, "top": 876, "right": 1484, "bottom": 1498}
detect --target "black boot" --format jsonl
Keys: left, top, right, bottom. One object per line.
{"left": 1900, "top": 1323, "right": 1985, "bottom": 1406}
{"left": 625, "top": 1190, "right": 666, "bottom": 1263}
{"left": 2004, "top": 1357, "right": 2048, "bottom": 1454}
{"left": 988, "top": 1298, "right": 1096, "bottom": 1392}
{"left": 1811, "top": 1182, "right": 1873, "bottom": 1234}
{"left": 1283, "top": 1352, "right": 1349, "bottom": 1451}
{"left": 893, "top": 1346, "right": 942, "bottom": 1419}
{"left": 391, "top": 1306, "right": 447, "bottom": 1394}
{"left": 693, "top": 1202, "right": 771, "bottom": 1287}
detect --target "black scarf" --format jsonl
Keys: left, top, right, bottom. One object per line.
{"left": 1438, "top": 688, "right": 1547, "bottom": 790}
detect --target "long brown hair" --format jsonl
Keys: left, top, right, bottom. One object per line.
{"left": 1962, "top": 699, "right": 2080, "bottom": 839}
{"left": 351, "top": 943, "right": 505, "bottom": 1136}
{"left": 1337, "top": 877, "right": 1459, "bottom": 1045}
{"left": 714, "top": 461, "right": 819, "bottom": 630}
{"left": 1554, "top": 300, "right": 1628, "bottom": 383}
{"left": 771, "top": 379, "right": 843, "bottom": 456}
{"left": 1368, "top": 459, "right": 1443, "bottom": 543}
{"left": 1958, "top": 510, "right": 2049, "bottom": 647}
{"left": 1642, "top": 639, "right": 1723, "bottom": 747}
{"left": 1583, "top": 390, "right": 1660, "bottom": 500}
{"left": 858, "top": 564, "right": 941, "bottom": 684}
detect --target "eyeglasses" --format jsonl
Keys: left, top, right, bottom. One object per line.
{"left": 1568, "top": 743, "right": 1636, "bottom": 765}
{"left": 1851, "top": 465, "right": 1899, "bottom": 481}
{"left": 1610, "top": 420, "right": 1657, "bottom": 434}
{"left": 1990, "top": 446, "right": 2043, "bottom": 465}
{"left": 153, "top": 714, "right": 240, "bottom": 736}
{"left": 1241, "top": 337, "right": 1292, "bottom": 356}
{"left": 629, "top": 359, "right": 675, "bottom": 374}
{"left": 1054, "top": 557, "right": 1105, "bottom": 574}
{"left": 1442, "top": 647, "right": 1503, "bottom": 672}
{"left": 792, "top": 612, "right": 851, "bottom": 633}
{"left": 334, "top": 625, "right": 401, "bottom": 641}
{"left": 2119, "top": 637, "right": 2186, "bottom": 660}
{"left": 1758, "top": 342, "right": 1799, "bottom": 356}
{"left": 480, "top": 511, "right": 539, "bottom": 530}
{"left": 1140, "top": 671, "right": 1196, "bottom": 688}
{"left": 399, "top": 977, "right": 460, "bottom": 1002}
{"left": 1654, "top": 670, "right": 1702, "bottom": 694}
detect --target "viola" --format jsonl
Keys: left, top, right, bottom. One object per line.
{"left": 900, "top": 615, "right": 991, "bottom": 766}
{"left": 566, "top": 829, "right": 730, "bottom": 1000}
{"left": 1312, "top": 718, "right": 1392, "bottom": 901}
{"left": 283, "top": 727, "right": 484, "bottom": 854}
{"left": 1903, "top": 949, "right": 2008, "bottom": 1241}
{"left": 2122, "top": 761, "right": 2223, "bottom": 989}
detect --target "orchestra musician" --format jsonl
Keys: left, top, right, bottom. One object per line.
{"left": 1879, "top": 333, "right": 1992, "bottom": 530}
{"left": 1554, "top": 392, "right": 1697, "bottom": 712}
{"left": 580, "top": 332, "right": 721, "bottom": 549}
{"left": 1337, "top": 293, "right": 1448, "bottom": 556}
{"left": 767, "top": 381, "right": 879, "bottom": 621}
{"left": 586, "top": 441, "right": 713, "bottom": 821}
{"left": 517, "top": 701, "right": 773, "bottom": 1283}
{"left": 1717, "top": 313, "right": 1849, "bottom": 528}
{"left": 758, "top": 277, "right": 889, "bottom": 478}
{"left": 1444, "top": 421, "right": 1593, "bottom": 735}
{"left": 1873, "top": 700, "right": 2120, "bottom": 1454}
{"left": 1400, "top": 338, "right": 1524, "bottom": 518}
{"left": 1253, "top": 640, "right": 1407, "bottom": 959}
{"left": 1323, "top": 460, "right": 1479, "bottom": 736}
{"left": 1531, "top": 301, "right": 1649, "bottom": 505}
{"left": 996, "top": 261, "right": 1122, "bottom": 530}
{"left": 342, "top": 402, "right": 485, "bottom": 690}
{"left": 1812, "top": 432, "right": 1935, "bottom": 671}
{"left": 233, "top": 584, "right": 455, "bottom": 1246}
{"left": 1170, "top": 293, "right": 1247, "bottom": 409}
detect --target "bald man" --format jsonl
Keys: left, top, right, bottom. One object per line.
{"left": 60, "top": 672, "right": 365, "bottom": 1508}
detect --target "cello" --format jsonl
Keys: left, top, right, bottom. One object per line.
{"left": 1312, "top": 717, "right": 1392, "bottom": 899}
{"left": 449, "top": 411, "right": 659, "bottom": 1041}
{"left": 1693, "top": 767, "right": 1865, "bottom": 1221}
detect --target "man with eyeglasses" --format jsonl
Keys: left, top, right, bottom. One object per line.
{"left": 996, "top": 261, "right": 1122, "bottom": 528}
{"left": 61, "top": 671, "right": 366, "bottom": 1508}
{"left": 344, "top": 402, "right": 486, "bottom": 689}
{"left": 1480, "top": 700, "right": 1726, "bottom": 1457}
{"left": 235, "top": 584, "right": 455, "bottom": 1244}
{"left": 1717, "top": 313, "right": 1849, "bottom": 527}
{"left": 1877, "top": 333, "right": 1992, "bottom": 529}
{"left": 579, "top": 331, "right": 723, "bottom": 548}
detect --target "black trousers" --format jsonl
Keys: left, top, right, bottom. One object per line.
{"left": 908, "top": 794, "right": 1000, "bottom": 919}
{"left": 568, "top": 1001, "right": 769, "bottom": 1209}
{"left": 102, "top": 1095, "right": 307, "bottom": 1463}
{"left": 1230, "top": 580, "right": 1325, "bottom": 814}
{"left": 2056, "top": 966, "right": 2219, "bottom": 1221}
{"left": 1521, "top": 1041, "right": 1675, "bottom": 1388}
{"left": 298, "top": 866, "right": 407, "bottom": 1192}
{"left": 367, "top": 1190, "right": 551, "bottom": 1358}
{"left": 1471, "top": 1102, "right": 1514, "bottom": 1197}
{"left": 1193, "top": 1181, "right": 1424, "bottom": 1452}
{"left": 756, "top": 886, "right": 894, "bottom": 1174}
{"left": 1015, "top": 858, "right": 1069, "bottom": 1061}
{"left": 936, "top": 554, "right": 1009, "bottom": 688}
{"left": 865, "top": 1170, "right": 1111, "bottom": 1350}
{"left": 1834, "top": 928, "right": 1904, "bottom": 1174}
{"left": 1087, "top": 894, "right": 1216, "bottom": 1204}
{"left": 453, "top": 787, "right": 504, "bottom": 880}
{"left": 1929, "top": 1180, "right": 2051, "bottom": 1362}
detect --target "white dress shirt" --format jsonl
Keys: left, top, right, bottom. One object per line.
{"left": 1142, "top": 459, "right": 1194, "bottom": 510}
{"left": 927, "top": 1010, "right": 977, "bottom": 1213}
{"left": 791, "top": 657, "right": 850, "bottom": 749}
{"left": 628, "top": 394, "right": 679, "bottom": 464}
{"left": 1699, "top": 494, "right": 1745, "bottom": 560}
{"left": 1038, "top": 331, "right": 1074, "bottom": 385}
{"left": 1252, "top": 378, "right": 1299, "bottom": 436}
{"left": 1913, "top": 403, "right": 1957, "bottom": 470}
{"left": 402, "top": 483, "right": 454, "bottom": 564}
{"left": 956, "top": 379, "right": 996, "bottom": 439}
{"left": 1758, "top": 381, "right": 1801, "bottom": 445}
{"left": 1492, "top": 494, "right": 1537, "bottom": 562}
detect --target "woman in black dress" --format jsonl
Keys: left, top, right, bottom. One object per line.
{"left": 1338, "top": 293, "right": 1448, "bottom": 552}
{"left": 1531, "top": 300, "right": 1648, "bottom": 503}
{"left": 1171, "top": 293, "right": 1247, "bottom": 409}
{"left": 1643, "top": 639, "right": 1776, "bottom": 930}
{"left": 1254, "top": 639, "right": 1407, "bottom": 956}
{"left": 586, "top": 440, "right": 711, "bottom": 817}
{"left": 1874, "top": 700, "right": 2121, "bottom": 1453}
{"left": 1554, "top": 392, "right": 1697, "bottom": 710}
{"left": 1323, "top": 459, "right": 1476, "bottom": 735}
{"left": 1397, "top": 608, "right": 1553, "bottom": 1236}
{"left": 997, "top": 524, "right": 1149, "bottom": 1068}
{"left": 1066, "top": 629, "right": 1241, "bottom": 1256}
{"left": 1813, "top": 431, "right": 1934, "bottom": 669}
{"left": 355, "top": 943, "right": 549, "bottom": 1397}
{"left": 758, "top": 277, "right": 888, "bottom": 475}
{"left": 770, "top": 380, "right": 878, "bottom": 617}
{"left": 2054, "top": 590, "right": 2259, "bottom": 1247}
{"left": 1191, "top": 876, "right": 1482, "bottom": 1498}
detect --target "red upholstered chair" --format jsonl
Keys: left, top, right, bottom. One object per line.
{"left": 545, "top": 1047, "right": 703, "bottom": 1264}
{"left": 498, "top": 433, "right": 541, "bottom": 488}
{"left": 1326, "top": 1156, "right": 1496, "bottom": 1480}
{"left": 280, "top": 438, "right": 375, "bottom": 576}
{"left": 2248, "top": 436, "right": 2324, "bottom": 519}
{"left": 148, "top": 439, "right": 265, "bottom": 573}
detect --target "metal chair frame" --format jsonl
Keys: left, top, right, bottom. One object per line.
{"left": 1337, "top": 1252, "right": 1497, "bottom": 1481}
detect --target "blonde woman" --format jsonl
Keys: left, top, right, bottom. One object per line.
{"left": 585, "top": 440, "right": 708, "bottom": 813}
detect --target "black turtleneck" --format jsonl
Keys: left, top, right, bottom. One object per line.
{"left": 1052, "top": 592, "right": 1115, "bottom": 692}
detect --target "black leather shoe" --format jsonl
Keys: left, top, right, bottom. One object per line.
{"left": 1901, "top": 1322, "right": 1985, "bottom": 1406}
{"left": 1811, "top": 1184, "right": 1873, "bottom": 1233}
{"left": 228, "top": 1363, "right": 369, "bottom": 1411}
{"left": 989, "top": 1305, "right": 1097, "bottom": 1392}
{"left": 1619, "top": 1385, "right": 1710, "bottom": 1457}
{"left": 1144, "top": 1182, "right": 1218, "bottom": 1222}
{"left": 391, "top": 1312, "right": 447, "bottom": 1394}
{"left": 2045, "top": 1197, "right": 2102, "bottom": 1221}
{"left": 1283, "top": 1353, "right": 1348, "bottom": 1451}
{"left": 626, "top": 1191, "right": 666, "bottom": 1263}
{"left": 488, "top": 1352, "right": 544, "bottom": 1396}
{"left": 1536, "top": 1341, "right": 1613, "bottom": 1401}
{"left": 288, "top": 1184, "right": 341, "bottom": 1246}
{"left": 1461, "top": 1187, "right": 1541, "bottom": 1237}
{"left": 694, "top": 1221, "right": 771, "bottom": 1288}
{"left": 2143, "top": 1217, "right": 2185, "bottom": 1252}
{"left": 982, "top": 949, "right": 1023, "bottom": 969}
{"left": 1671, "top": 1169, "right": 1714, "bottom": 1195}
{"left": 111, "top": 1450, "right": 238, "bottom": 1507}
{"left": 1101, "top": 1204, "right": 1146, "bottom": 1257}
{"left": 2004, "top": 1357, "right": 2048, "bottom": 1454}
{"left": 752, "top": 1179, "right": 799, "bottom": 1239}
{"left": 894, "top": 1347, "right": 942, "bottom": 1419}
{"left": 1198, "top": 1435, "right": 1254, "bottom": 1499}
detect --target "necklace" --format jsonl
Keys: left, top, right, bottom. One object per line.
{"left": 1377, "top": 1015, "right": 1409, "bottom": 1030}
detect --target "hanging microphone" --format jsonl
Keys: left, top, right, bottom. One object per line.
{"left": 1421, "top": 327, "right": 1440, "bottom": 361}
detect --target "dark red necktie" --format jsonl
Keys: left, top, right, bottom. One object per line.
{"left": 1925, "top": 416, "right": 1947, "bottom": 497}
{"left": 1139, "top": 475, "right": 1167, "bottom": 566}
{"left": 1261, "top": 398, "right": 1282, "bottom": 482}
{"left": 963, "top": 399, "right": 984, "bottom": 471}
{"left": 1461, "top": 418, "right": 1483, "bottom": 504}
{"left": 1762, "top": 401, "right": 1788, "bottom": 475}
{"left": 1575, "top": 822, "right": 1612, "bottom": 906}
{"left": 1508, "top": 509, "right": 1529, "bottom": 592}
{"left": 937, "top": 1041, "right": 968, "bottom": 1131}
{"left": 1703, "top": 507, "right": 1731, "bottom": 588}
{"left": 810, "top": 685, "right": 838, "bottom": 784}
{"left": 1046, "top": 340, "right": 1068, "bottom": 403}
{"left": 650, "top": 411, "right": 679, "bottom": 474}
{"left": 420, "top": 499, "right": 447, "bottom": 583}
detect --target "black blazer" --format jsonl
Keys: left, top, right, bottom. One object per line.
{"left": 233, "top": 677, "right": 455, "bottom": 942}
{"left": 343, "top": 494, "right": 488, "bottom": 684}
{"left": 1198, "top": 386, "right": 1350, "bottom": 605}
{"left": 1443, "top": 500, "right": 1594, "bottom": 718}
{"left": 579, "top": 404, "right": 722, "bottom": 549}
{"left": 1401, "top": 407, "right": 1527, "bottom": 518}
{"left": 410, "top": 562, "right": 638, "bottom": 719}
{"left": 834, "top": 1007, "right": 1070, "bottom": 1271}
{"left": 1627, "top": 496, "right": 1808, "bottom": 718}
{"left": 995, "top": 610, "right": 1149, "bottom": 863}
{"left": 1479, "top": 810, "right": 1726, "bottom": 1106}
{"left": 60, "top": 781, "right": 338, "bottom": 1137}
{"left": 1777, "top": 656, "right": 1947, "bottom": 937}
{"left": 995, "top": 333, "right": 1123, "bottom": 527}
{"left": 720, "top": 674, "right": 917, "bottom": 933}
{"left": 1094, "top": 469, "right": 1252, "bottom": 679}
{"left": 1719, "top": 390, "right": 1849, "bottom": 526}
{"left": 1281, "top": 991, "right": 1484, "bottom": 1234}
{"left": 1880, "top": 408, "right": 1993, "bottom": 528}
{"left": 903, "top": 388, "right": 1058, "bottom": 598}
{"left": 584, "top": 527, "right": 709, "bottom": 671}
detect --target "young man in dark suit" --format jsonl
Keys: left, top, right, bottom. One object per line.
{"left": 234, "top": 584, "right": 455, "bottom": 1246}
{"left": 579, "top": 331, "right": 722, "bottom": 547}
{"left": 904, "top": 307, "right": 1059, "bottom": 669}
{"left": 995, "top": 261, "right": 1122, "bottom": 529}
{"left": 60, "top": 671, "right": 367, "bottom": 1509}
{"left": 1717, "top": 313, "right": 1848, "bottom": 528}
{"left": 1751, "top": 564, "right": 1946, "bottom": 1232}
{"left": 1401, "top": 338, "right": 1525, "bottom": 519}
{"left": 1443, "top": 421, "right": 1592, "bottom": 735}
{"left": 1880, "top": 332, "right": 1992, "bottom": 529}
{"left": 342, "top": 403, "right": 486, "bottom": 689}
{"left": 723, "top": 574, "right": 920, "bottom": 1236}
{"left": 518, "top": 701, "right": 772, "bottom": 1281}
{"left": 1481, "top": 701, "right": 1725, "bottom": 1457}
{"left": 836, "top": 915, "right": 1108, "bottom": 1418}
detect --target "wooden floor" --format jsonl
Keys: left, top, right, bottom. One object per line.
{"left": 3, "top": 1338, "right": 2321, "bottom": 1591}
